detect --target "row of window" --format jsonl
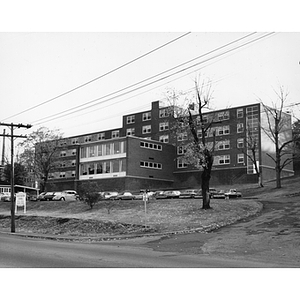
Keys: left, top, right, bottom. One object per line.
{"left": 49, "top": 171, "right": 76, "bottom": 179}
{"left": 140, "top": 161, "right": 162, "bottom": 169}
{"left": 80, "top": 141, "right": 126, "bottom": 159}
{"left": 127, "top": 109, "right": 171, "bottom": 124}
{"left": 177, "top": 154, "right": 245, "bottom": 168}
{"left": 80, "top": 159, "right": 126, "bottom": 176}
{"left": 140, "top": 141, "right": 162, "bottom": 151}
{"left": 60, "top": 149, "right": 77, "bottom": 157}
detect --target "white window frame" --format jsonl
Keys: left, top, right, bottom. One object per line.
{"left": 126, "top": 128, "right": 135, "bottom": 136}
{"left": 142, "top": 112, "right": 151, "bottom": 121}
{"left": 237, "top": 108, "right": 244, "bottom": 118}
{"left": 159, "top": 135, "right": 169, "bottom": 143}
{"left": 237, "top": 154, "right": 244, "bottom": 164}
{"left": 159, "top": 122, "right": 169, "bottom": 131}
{"left": 142, "top": 125, "right": 151, "bottom": 134}
{"left": 237, "top": 123, "right": 244, "bottom": 133}
{"left": 112, "top": 130, "right": 119, "bottom": 139}
{"left": 127, "top": 115, "right": 135, "bottom": 124}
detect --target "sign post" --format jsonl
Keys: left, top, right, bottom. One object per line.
{"left": 15, "top": 192, "right": 26, "bottom": 214}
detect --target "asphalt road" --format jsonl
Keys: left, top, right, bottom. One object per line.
{"left": 0, "top": 230, "right": 279, "bottom": 268}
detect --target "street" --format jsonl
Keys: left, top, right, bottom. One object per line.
{"left": 0, "top": 231, "right": 278, "bottom": 268}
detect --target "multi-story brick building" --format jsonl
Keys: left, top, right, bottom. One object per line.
{"left": 45, "top": 100, "right": 294, "bottom": 192}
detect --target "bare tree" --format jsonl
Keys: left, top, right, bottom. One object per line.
{"left": 238, "top": 123, "right": 263, "bottom": 187}
{"left": 18, "top": 127, "right": 63, "bottom": 191}
{"left": 167, "top": 77, "right": 216, "bottom": 209}
{"left": 259, "top": 87, "right": 296, "bottom": 188}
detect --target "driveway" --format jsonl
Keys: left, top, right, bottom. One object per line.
{"left": 143, "top": 195, "right": 300, "bottom": 267}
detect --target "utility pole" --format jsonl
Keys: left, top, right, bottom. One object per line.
{"left": 0, "top": 122, "right": 32, "bottom": 233}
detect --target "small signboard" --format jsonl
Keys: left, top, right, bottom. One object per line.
{"left": 15, "top": 192, "right": 26, "bottom": 213}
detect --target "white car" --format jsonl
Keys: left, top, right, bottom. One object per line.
{"left": 52, "top": 190, "right": 79, "bottom": 201}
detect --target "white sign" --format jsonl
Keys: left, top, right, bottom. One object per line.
{"left": 15, "top": 192, "right": 26, "bottom": 213}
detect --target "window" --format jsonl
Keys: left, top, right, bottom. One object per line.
{"left": 177, "top": 132, "right": 188, "bottom": 141}
{"left": 59, "top": 172, "right": 66, "bottom": 178}
{"left": 159, "top": 108, "right": 169, "bottom": 118}
{"left": 217, "top": 140, "right": 230, "bottom": 150}
{"left": 177, "top": 146, "right": 186, "bottom": 155}
{"left": 177, "top": 157, "right": 188, "bottom": 168}
{"left": 237, "top": 138, "right": 244, "bottom": 148}
{"left": 127, "top": 115, "right": 135, "bottom": 124}
{"left": 89, "top": 146, "right": 96, "bottom": 157}
{"left": 60, "top": 151, "right": 66, "bottom": 157}
{"left": 218, "top": 111, "right": 229, "bottom": 121}
{"left": 237, "top": 154, "right": 244, "bottom": 164}
{"left": 142, "top": 112, "right": 151, "bottom": 121}
{"left": 237, "top": 123, "right": 244, "bottom": 133}
{"left": 142, "top": 125, "right": 151, "bottom": 134}
{"left": 72, "top": 171, "right": 76, "bottom": 177}
{"left": 88, "top": 164, "right": 95, "bottom": 175}
{"left": 98, "top": 132, "right": 105, "bottom": 140}
{"left": 72, "top": 138, "right": 79, "bottom": 144}
{"left": 159, "top": 135, "right": 169, "bottom": 143}
{"left": 218, "top": 155, "right": 230, "bottom": 165}
{"left": 126, "top": 128, "right": 135, "bottom": 136}
{"left": 159, "top": 122, "right": 169, "bottom": 131}
{"left": 237, "top": 108, "right": 244, "bottom": 118}
{"left": 224, "top": 125, "right": 230, "bottom": 135}
{"left": 84, "top": 135, "right": 92, "bottom": 143}
{"left": 71, "top": 160, "right": 76, "bottom": 166}
{"left": 112, "top": 130, "right": 119, "bottom": 139}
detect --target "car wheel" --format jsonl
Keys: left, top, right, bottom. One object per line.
{"left": 61, "top": 197, "right": 65, "bottom": 201}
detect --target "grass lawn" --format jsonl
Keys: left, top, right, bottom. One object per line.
{"left": 0, "top": 198, "right": 262, "bottom": 237}
{"left": 0, "top": 176, "right": 298, "bottom": 238}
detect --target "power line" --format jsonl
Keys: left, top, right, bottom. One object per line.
{"left": 1, "top": 32, "right": 191, "bottom": 122}
{"left": 31, "top": 32, "right": 259, "bottom": 124}
{"left": 31, "top": 32, "right": 275, "bottom": 126}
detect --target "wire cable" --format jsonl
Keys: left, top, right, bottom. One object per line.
{"left": 31, "top": 32, "right": 259, "bottom": 124}
{"left": 1, "top": 32, "right": 191, "bottom": 122}
{"left": 31, "top": 32, "right": 275, "bottom": 126}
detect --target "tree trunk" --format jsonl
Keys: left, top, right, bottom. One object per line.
{"left": 258, "top": 173, "right": 264, "bottom": 187}
{"left": 201, "top": 167, "right": 211, "bottom": 209}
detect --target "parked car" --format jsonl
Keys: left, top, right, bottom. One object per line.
{"left": 37, "top": 192, "right": 47, "bottom": 201}
{"left": 224, "top": 189, "right": 242, "bottom": 198}
{"left": 212, "top": 190, "right": 226, "bottom": 199}
{"left": 209, "top": 188, "right": 219, "bottom": 198}
{"left": 179, "top": 189, "right": 198, "bottom": 198}
{"left": 154, "top": 191, "right": 168, "bottom": 199}
{"left": 164, "top": 190, "right": 181, "bottom": 199}
{"left": 99, "top": 191, "right": 119, "bottom": 200}
{"left": 132, "top": 192, "right": 144, "bottom": 200}
{"left": 0, "top": 192, "right": 11, "bottom": 202}
{"left": 52, "top": 190, "right": 79, "bottom": 201}
{"left": 43, "top": 192, "right": 57, "bottom": 201}
{"left": 115, "top": 192, "right": 135, "bottom": 200}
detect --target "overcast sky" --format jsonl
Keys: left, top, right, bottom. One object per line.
{"left": 1, "top": 31, "right": 300, "bottom": 140}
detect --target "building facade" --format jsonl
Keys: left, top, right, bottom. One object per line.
{"left": 45, "top": 101, "right": 294, "bottom": 192}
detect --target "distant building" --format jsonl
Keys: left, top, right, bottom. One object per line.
{"left": 44, "top": 101, "right": 294, "bottom": 192}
